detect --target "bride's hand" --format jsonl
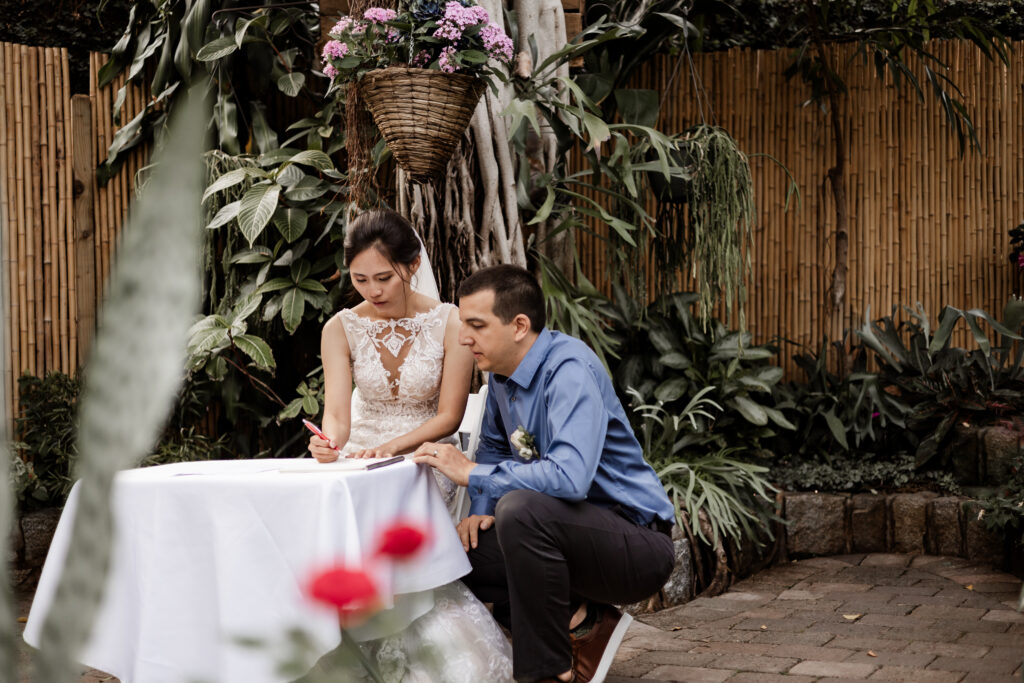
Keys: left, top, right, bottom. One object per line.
{"left": 350, "top": 444, "right": 396, "bottom": 459}
{"left": 308, "top": 435, "right": 340, "bottom": 463}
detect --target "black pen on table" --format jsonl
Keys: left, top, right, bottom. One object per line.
{"left": 365, "top": 455, "right": 405, "bottom": 470}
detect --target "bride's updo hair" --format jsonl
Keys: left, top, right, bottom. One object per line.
{"left": 344, "top": 208, "right": 421, "bottom": 269}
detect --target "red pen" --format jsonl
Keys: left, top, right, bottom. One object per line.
{"left": 302, "top": 419, "right": 340, "bottom": 451}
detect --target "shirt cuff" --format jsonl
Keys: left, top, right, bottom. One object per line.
{"left": 468, "top": 464, "right": 497, "bottom": 516}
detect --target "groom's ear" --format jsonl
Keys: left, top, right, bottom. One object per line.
{"left": 511, "top": 313, "right": 532, "bottom": 342}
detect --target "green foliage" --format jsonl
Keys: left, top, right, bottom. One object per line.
{"left": 771, "top": 338, "right": 909, "bottom": 463}
{"left": 11, "top": 372, "right": 81, "bottom": 511}
{"left": 609, "top": 290, "right": 793, "bottom": 460}
{"left": 979, "top": 452, "right": 1024, "bottom": 544}
{"left": 631, "top": 387, "right": 779, "bottom": 546}
{"left": 772, "top": 451, "right": 962, "bottom": 494}
{"left": 856, "top": 301, "right": 1024, "bottom": 469}
{"left": 780, "top": 0, "right": 1011, "bottom": 155}
{"left": 502, "top": 15, "right": 754, "bottom": 331}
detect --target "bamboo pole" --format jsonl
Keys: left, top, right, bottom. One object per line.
{"left": 15, "top": 45, "right": 30, "bottom": 380}
{"left": 43, "top": 47, "right": 58, "bottom": 371}
{"left": 71, "top": 95, "right": 96, "bottom": 366}
{"left": 59, "top": 48, "right": 75, "bottom": 370}
{"left": 1, "top": 43, "right": 14, "bottom": 423}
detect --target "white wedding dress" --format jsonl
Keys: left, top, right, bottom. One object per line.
{"left": 333, "top": 302, "right": 513, "bottom": 683}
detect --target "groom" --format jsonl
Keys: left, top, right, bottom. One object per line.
{"left": 414, "top": 265, "right": 676, "bottom": 683}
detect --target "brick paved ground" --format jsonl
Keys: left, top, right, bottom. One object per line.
{"left": 610, "top": 553, "right": 1024, "bottom": 683}
{"left": 13, "top": 553, "right": 1023, "bottom": 682}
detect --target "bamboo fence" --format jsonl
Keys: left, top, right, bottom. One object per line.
{"left": 576, "top": 40, "right": 1024, "bottom": 374}
{"left": 0, "top": 45, "right": 147, "bottom": 425}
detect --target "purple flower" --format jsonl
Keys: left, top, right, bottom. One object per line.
{"left": 1017, "top": 252, "right": 1024, "bottom": 269}
{"left": 324, "top": 64, "right": 339, "bottom": 79}
{"left": 321, "top": 40, "right": 348, "bottom": 62}
{"left": 438, "top": 46, "right": 459, "bottom": 73}
{"left": 480, "top": 22, "right": 513, "bottom": 61}
{"left": 872, "top": 411, "right": 880, "bottom": 418}
{"left": 363, "top": 7, "right": 397, "bottom": 22}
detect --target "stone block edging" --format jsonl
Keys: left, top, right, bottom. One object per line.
{"left": 781, "top": 491, "right": 1004, "bottom": 564}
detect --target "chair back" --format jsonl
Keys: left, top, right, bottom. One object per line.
{"left": 452, "top": 384, "right": 488, "bottom": 521}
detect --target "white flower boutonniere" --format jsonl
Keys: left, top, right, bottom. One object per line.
{"left": 510, "top": 425, "right": 538, "bottom": 461}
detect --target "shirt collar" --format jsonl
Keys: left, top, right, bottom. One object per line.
{"left": 504, "top": 328, "right": 552, "bottom": 389}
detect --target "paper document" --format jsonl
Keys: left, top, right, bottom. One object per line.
{"left": 277, "top": 455, "right": 406, "bottom": 473}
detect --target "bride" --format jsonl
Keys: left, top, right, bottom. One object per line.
{"left": 306, "top": 208, "right": 512, "bottom": 682}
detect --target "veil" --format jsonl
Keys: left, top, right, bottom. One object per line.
{"left": 410, "top": 237, "right": 441, "bottom": 302}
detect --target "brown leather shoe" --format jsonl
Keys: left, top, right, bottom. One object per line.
{"left": 570, "top": 604, "right": 633, "bottom": 683}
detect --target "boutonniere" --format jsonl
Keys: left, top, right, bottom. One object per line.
{"left": 510, "top": 425, "right": 538, "bottom": 461}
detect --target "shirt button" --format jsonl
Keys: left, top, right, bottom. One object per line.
{"left": 510, "top": 396, "right": 516, "bottom": 402}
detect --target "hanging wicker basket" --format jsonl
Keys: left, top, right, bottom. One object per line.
{"left": 358, "top": 67, "right": 486, "bottom": 183}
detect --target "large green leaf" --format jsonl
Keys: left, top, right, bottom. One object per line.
{"left": 654, "top": 377, "right": 689, "bottom": 403}
{"left": 729, "top": 395, "right": 768, "bottom": 426}
{"left": 202, "top": 167, "right": 264, "bottom": 202}
{"left": 277, "top": 72, "right": 305, "bottom": 97}
{"left": 206, "top": 200, "right": 241, "bottom": 230}
{"left": 281, "top": 288, "right": 305, "bottom": 333}
{"left": 234, "top": 334, "right": 275, "bottom": 369}
{"left": 273, "top": 208, "right": 308, "bottom": 242}
{"left": 285, "top": 149, "right": 335, "bottom": 171}
{"left": 237, "top": 183, "right": 281, "bottom": 246}
{"left": 196, "top": 35, "right": 238, "bottom": 62}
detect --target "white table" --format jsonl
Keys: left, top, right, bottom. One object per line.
{"left": 24, "top": 458, "right": 470, "bottom": 683}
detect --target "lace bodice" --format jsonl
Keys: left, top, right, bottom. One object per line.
{"left": 337, "top": 304, "right": 458, "bottom": 456}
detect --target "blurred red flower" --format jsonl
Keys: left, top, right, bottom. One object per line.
{"left": 373, "top": 521, "right": 429, "bottom": 560}
{"left": 309, "top": 566, "right": 379, "bottom": 616}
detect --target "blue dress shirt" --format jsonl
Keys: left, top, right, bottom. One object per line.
{"left": 467, "top": 328, "right": 676, "bottom": 526}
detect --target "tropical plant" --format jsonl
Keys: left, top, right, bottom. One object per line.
{"left": 770, "top": 337, "right": 909, "bottom": 463}
{"left": 320, "top": 0, "right": 513, "bottom": 87}
{"left": 10, "top": 372, "right": 81, "bottom": 510}
{"left": 856, "top": 300, "right": 1024, "bottom": 470}
{"left": 609, "top": 290, "right": 794, "bottom": 460}
{"left": 630, "top": 387, "right": 779, "bottom": 596}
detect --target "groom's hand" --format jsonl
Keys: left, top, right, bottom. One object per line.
{"left": 412, "top": 442, "right": 475, "bottom": 487}
{"left": 456, "top": 515, "right": 494, "bottom": 551}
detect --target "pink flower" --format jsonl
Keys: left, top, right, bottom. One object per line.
{"left": 321, "top": 40, "right": 348, "bottom": 61}
{"left": 411, "top": 49, "right": 432, "bottom": 67}
{"left": 433, "top": 22, "right": 463, "bottom": 41}
{"left": 330, "top": 16, "right": 353, "bottom": 36}
{"left": 481, "top": 22, "right": 513, "bottom": 61}
{"left": 323, "top": 64, "right": 339, "bottom": 79}
{"left": 438, "top": 46, "right": 459, "bottom": 73}
{"left": 363, "top": 7, "right": 397, "bottom": 23}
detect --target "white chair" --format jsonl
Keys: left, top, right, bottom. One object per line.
{"left": 452, "top": 383, "right": 488, "bottom": 522}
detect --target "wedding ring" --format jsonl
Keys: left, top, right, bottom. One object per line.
{"left": 433, "top": 449, "right": 438, "bottom": 456}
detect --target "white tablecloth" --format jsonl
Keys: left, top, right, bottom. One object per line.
{"left": 24, "top": 458, "right": 471, "bottom": 683}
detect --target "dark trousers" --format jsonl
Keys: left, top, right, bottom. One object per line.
{"left": 463, "top": 490, "right": 675, "bottom": 681}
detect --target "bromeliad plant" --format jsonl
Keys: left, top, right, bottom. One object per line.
{"left": 320, "top": 0, "right": 513, "bottom": 89}
{"left": 856, "top": 300, "right": 1024, "bottom": 470}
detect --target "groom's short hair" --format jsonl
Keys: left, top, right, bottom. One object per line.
{"left": 458, "top": 265, "right": 545, "bottom": 333}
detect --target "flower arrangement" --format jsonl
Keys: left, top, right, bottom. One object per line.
{"left": 510, "top": 425, "right": 538, "bottom": 461}
{"left": 321, "top": 0, "right": 514, "bottom": 89}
